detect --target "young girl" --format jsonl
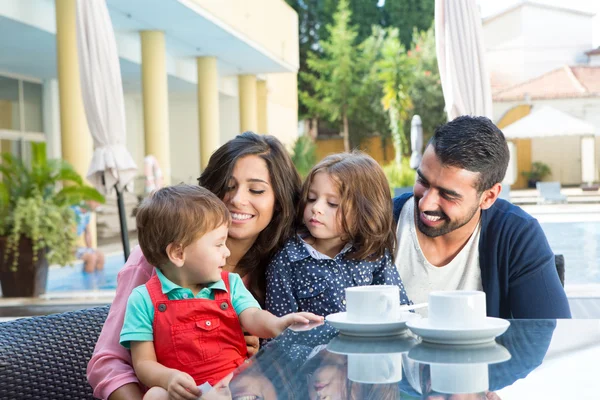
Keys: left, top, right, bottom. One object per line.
{"left": 265, "top": 152, "right": 411, "bottom": 318}
{"left": 120, "top": 185, "right": 322, "bottom": 400}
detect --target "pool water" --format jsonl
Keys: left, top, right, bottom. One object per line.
{"left": 45, "top": 221, "right": 600, "bottom": 292}
{"left": 46, "top": 253, "right": 125, "bottom": 292}
{"left": 540, "top": 221, "right": 600, "bottom": 285}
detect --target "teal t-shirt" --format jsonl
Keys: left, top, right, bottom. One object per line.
{"left": 120, "top": 269, "right": 260, "bottom": 349}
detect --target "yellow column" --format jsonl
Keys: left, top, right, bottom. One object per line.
{"left": 0, "top": 100, "right": 12, "bottom": 153}
{"left": 238, "top": 75, "right": 258, "bottom": 132}
{"left": 140, "top": 31, "right": 171, "bottom": 184}
{"left": 55, "top": 0, "right": 93, "bottom": 180}
{"left": 257, "top": 80, "right": 268, "bottom": 134}
{"left": 56, "top": 0, "right": 96, "bottom": 249}
{"left": 197, "top": 57, "right": 220, "bottom": 170}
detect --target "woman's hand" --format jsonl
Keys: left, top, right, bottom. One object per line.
{"left": 167, "top": 370, "right": 200, "bottom": 400}
{"left": 244, "top": 333, "right": 260, "bottom": 356}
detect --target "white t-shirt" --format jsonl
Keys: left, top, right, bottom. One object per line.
{"left": 394, "top": 198, "right": 483, "bottom": 317}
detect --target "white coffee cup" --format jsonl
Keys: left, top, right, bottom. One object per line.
{"left": 345, "top": 285, "right": 399, "bottom": 322}
{"left": 431, "top": 363, "right": 489, "bottom": 394}
{"left": 428, "top": 291, "right": 486, "bottom": 328}
{"left": 347, "top": 353, "right": 403, "bottom": 384}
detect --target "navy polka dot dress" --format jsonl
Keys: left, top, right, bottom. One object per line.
{"left": 265, "top": 235, "right": 412, "bottom": 317}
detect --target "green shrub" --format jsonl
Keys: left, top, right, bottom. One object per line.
{"left": 290, "top": 135, "right": 317, "bottom": 179}
{"left": 383, "top": 159, "right": 416, "bottom": 193}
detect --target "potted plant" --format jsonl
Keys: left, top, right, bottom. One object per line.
{"left": 521, "top": 161, "right": 552, "bottom": 189}
{"left": 0, "top": 142, "right": 104, "bottom": 297}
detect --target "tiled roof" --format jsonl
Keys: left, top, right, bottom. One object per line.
{"left": 493, "top": 65, "right": 600, "bottom": 101}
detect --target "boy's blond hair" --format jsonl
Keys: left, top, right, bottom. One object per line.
{"left": 136, "top": 184, "right": 230, "bottom": 267}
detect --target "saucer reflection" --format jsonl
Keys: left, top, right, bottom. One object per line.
{"left": 407, "top": 342, "right": 511, "bottom": 394}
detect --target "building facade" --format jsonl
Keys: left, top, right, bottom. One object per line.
{"left": 0, "top": 0, "right": 300, "bottom": 188}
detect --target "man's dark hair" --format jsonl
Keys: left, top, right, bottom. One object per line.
{"left": 429, "top": 116, "right": 510, "bottom": 192}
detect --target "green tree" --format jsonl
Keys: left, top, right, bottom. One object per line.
{"left": 406, "top": 26, "right": 446, "bottom": 144}
{"left": 375, "top": 27, "right": 415, "bottom": 165}
{"left": 287, "top": 0, "right": 384, "bottom": 119}
{"left": 383, "top": 0, "right": 435, "bottom": 47}
{"left": 301, "top": 0, "right": 359, "bottom": 152}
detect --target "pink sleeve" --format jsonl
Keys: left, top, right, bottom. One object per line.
{"left": 86, "top": 246, "right": 155, "bottom": 399}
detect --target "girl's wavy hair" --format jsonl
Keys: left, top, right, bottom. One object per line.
{"left": 198, "top": 132, "right": 301, "bottom": 304}
{"left": 298, "top": 151, "right": 395, "bottom": 261}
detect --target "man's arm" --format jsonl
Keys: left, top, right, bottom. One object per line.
{"left": 508, "top": 219, "right": 571, "bottom": 318}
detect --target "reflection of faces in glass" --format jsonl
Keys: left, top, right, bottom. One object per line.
{"left": 229, "top": 368, "right": 278, "bottom": 400}
{"left": 307, "top": 352, "right": 347, "bottom": 400}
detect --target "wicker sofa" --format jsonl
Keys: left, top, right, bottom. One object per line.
{"left": 0, "top": 305, "right": 109, "bottom": 399}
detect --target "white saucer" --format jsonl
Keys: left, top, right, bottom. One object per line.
{"left": 406, "top": 317, "right": 510, "bottom": 345}
{"left": 326, "top": 311, "right": 421, "bottom": 337}
{"left": 408, "top": 341, "right": 511, "bottom": 365}
{"left": 327, "top": 333, "right": 418, "bottom": 354}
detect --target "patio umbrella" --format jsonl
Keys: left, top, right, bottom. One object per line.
{"left": 409, "top": 115, "right": 423, "bottom": 170}
{"left": 76, "top": 0, "right": 137, "bottom": 260}
{"left": 435, "top": 0, "right": 493, "bottom": 120}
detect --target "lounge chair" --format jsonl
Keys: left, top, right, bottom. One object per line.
{"left": 536, "top": 181, "right": 567, "bottom": 204}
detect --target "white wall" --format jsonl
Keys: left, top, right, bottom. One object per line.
{"left": 169, "top": 92, "right": 200, "bottom": 184}
{"left": 494, "top": 98, "right": 600, "bottom": 185}
{"left": 522, "top": 5, "right": 593, "bottom": 77}
{"left": 589, "top": 54, "right": 600, "bottom": 66}
{"left": 484, "top": 7, "right": 525, "bottom": 88}
{"left": 532, "top": 135, "right": 581, "bottom": 184}
{"left": 484, "top": 4, "right": 593, "bottom": 87}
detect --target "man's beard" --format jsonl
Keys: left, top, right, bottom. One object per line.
{"left": 414, "top": 196, "right": 480, "bottom": 238}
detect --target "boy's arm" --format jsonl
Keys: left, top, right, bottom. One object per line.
{"left": 130, "top": 341, "right": 199, "bottom": 399}
{"left": 238, "top": 307, "right": 323, "bottom": 339}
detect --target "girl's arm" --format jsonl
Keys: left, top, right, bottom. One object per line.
{"left": 372, "top": 249, "right": 412, "bottom": 305}
{"left": 87, "top": 246, "right": 154, "bottom": 400}
{"left": 238, "top": 308, "right": 323, "bottom": 338}
{"left": 265, "top": 258, "right": 299, "bottom": 317}
{"left": 130, "top": 341, "right": 199, "bottom": 400}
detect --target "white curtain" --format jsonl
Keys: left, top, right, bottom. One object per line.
{"left": 435, "top": 0, "right": 493, "bottom": 120}
{"left": 76, "top": 0, "right": 137, "bottom": 194}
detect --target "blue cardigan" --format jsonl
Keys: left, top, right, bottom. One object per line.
{"left": 393, "top": 193, "right": 571, "bottom": 319}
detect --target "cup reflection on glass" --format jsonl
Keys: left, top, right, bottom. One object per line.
{"left": 347, "top": 353, "right": 403, "bottom": 384}
{"left": 430, "top": 363, "right": 489, "bottom": 394}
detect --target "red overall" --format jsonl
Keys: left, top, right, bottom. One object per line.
{"left": 146, "top": 271, "right": 248, "bottom": 386}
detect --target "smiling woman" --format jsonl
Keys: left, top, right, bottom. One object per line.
{"left": 86, "top": 132, "right": 302, "bottom": 400}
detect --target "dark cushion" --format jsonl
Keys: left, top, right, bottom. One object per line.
{"left": 0, "top": 305, "right": 109, "bottom": 399}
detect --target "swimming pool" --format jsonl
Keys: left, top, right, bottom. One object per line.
{"left": 45, "top": 221, "right": 600, "bottom": 292}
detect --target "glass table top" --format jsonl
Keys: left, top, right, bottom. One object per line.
{"left": 204, "top": 319, "right": 600, "bottom": 400}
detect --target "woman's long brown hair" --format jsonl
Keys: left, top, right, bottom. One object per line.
{"left": 199, "top": 132, "right": 301, "bottom": 304}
